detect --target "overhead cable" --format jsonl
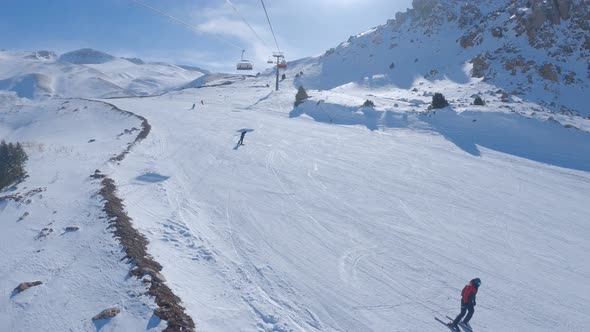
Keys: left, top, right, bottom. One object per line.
{"left": 260, "top": 0, "right": 281, "bottom": 52}
{"left": 225, "top": 0, "right": 268, "bottom": 47}
{"left": 133, "top": 0, "right": 243, "bottom": 50}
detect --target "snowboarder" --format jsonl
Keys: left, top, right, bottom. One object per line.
{"left": 451, "top": 278, "right": 481, "bottom": 330}
{"left": 237, "top": 131, "right": 247, "bottom": 145}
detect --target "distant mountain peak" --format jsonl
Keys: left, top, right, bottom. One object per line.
{"left": 58, "top": 48, "right": 116, "bottom": 64}
{"left": 0, "top": 48, "right": 206, "bottom": 99}
{"left": 23, "top": 50, "right": 57, "bottom": 60}
{"left": 122, "top": 57, "right": 145, "bottom": 65}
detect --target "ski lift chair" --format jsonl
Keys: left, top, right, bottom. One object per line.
{"left": 237, "top": 60, "right": 253, "bottom": 70}
{"left": 237, "top": 50, "right": 253, "bottom": 71}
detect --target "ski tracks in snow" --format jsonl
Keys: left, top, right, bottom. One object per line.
{"left": 265, "top": 148, "right": 328, "bottom": 232}
{"left": 338, "top": 245, "right": 379, "bottom": 285}
{"left": 230, "top": 145, "right": 332, "bottom": 331}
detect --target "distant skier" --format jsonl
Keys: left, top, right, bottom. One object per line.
{"left": 191, "top": 103, "right": 195, "bottom": 110}
{"left": 451, "top": 278, "right": 481, "bottom": 330}
{"left": 200, "top": 100, "right": 204, "bottom": 105}
{"left": 237, "top": 131, "right": 247, "bottom": 145}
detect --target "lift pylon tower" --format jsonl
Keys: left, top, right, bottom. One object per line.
{"left": 272, "top": 52, "right": 285, "bottom": 91}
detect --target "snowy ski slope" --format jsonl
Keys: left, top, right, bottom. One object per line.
{"left": 1, "top": 69, "right": 589, "bottom": 331}
{"left": 102, "top": 74, "right": 590, "bottom": 331}
{"left": 1, "top": 0, "right": 590, "bottom": 330}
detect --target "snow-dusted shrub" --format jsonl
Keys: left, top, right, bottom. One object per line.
{"left": 431, "top": 93, "right": 449, "bottom": 109}
{"left": 0, "top": 140, "right": 28, "bottom": 190}
{"left": 473, "top": 96, "right": 485, "bottom": 106}
{"left": 363, "top": 99, "right": 375, "bottom": 107}
{"left": 294, "top": 86, "right": 309, "bottom": 107}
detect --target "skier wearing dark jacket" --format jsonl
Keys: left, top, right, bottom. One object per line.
{"left": 237, "top": 131, "right": 247, "bottom": 145}
{"left": 452, "top": 278, "right": 481, "bottom": 329}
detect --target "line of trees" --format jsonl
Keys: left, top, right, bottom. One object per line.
{"left": 0, "top": 140, "right": 28, "bottom": 190}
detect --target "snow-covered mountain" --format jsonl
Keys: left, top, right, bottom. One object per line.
{"left": 1, "top": 1, "right": 590, "bottom": 332}
{"left": 291, "top": 0, "right": 589, "bottom": 116}
{"left": 58, "top": 48, "right": 117, "bottom": 64}
{"left": 0, "top": 49, "right": 206, "bottom": 99}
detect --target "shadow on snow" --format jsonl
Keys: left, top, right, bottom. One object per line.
{"left": 135, "top": 172, "right": 170, "bottom": 183}
{"left": 290, "top": 101, "right": 590, "bottom": 173}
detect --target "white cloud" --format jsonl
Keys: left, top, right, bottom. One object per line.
{"left": 170, "top": 0, "right": 413, "bottom": 71}
{"left": 188, "top": 2, "right": 281, "bottom": 71}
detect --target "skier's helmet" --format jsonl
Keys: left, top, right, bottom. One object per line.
{"left": 472, "top": 278, "right": 481, "bottom": 287}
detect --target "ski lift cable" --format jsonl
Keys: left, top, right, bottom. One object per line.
{"left": 259, "top": 0, "right": 281, "bottom": 53}
{"left": 224, "top": 0, "right": 268, "bottom": 48}
{"left": 132, "top": 0, "right": 243, "bottom": 50}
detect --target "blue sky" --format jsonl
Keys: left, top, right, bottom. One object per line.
{"left": 0, "top": 0, "right": 412, "bottom": 71}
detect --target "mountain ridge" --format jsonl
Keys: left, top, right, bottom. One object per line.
{"left": 290, "top": 0, "right": 589, "bottom": 116}
{"left": 0, "top": 48, "right": 207, "bottom": 99}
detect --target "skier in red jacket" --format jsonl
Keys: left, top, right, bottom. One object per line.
{"left": 452, "top": 278, "right": 481, "bottom": 330}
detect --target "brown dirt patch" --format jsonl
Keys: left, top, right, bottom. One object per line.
{"left": 98, "top": 174, "right": 195, "bottom": 331}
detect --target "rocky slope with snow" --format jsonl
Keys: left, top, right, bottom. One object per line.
{"left": 0, "top": 49, "right": 205, "bottom": 99}
{"left": 293, "top": 0, "right": 589, "bottom": 117}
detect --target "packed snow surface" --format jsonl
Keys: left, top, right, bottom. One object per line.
{"left": 100, "top": 73, "right": 590, "bottom": 331}
{"left": 1, "top": 63, "right": 589, "bottom": 330}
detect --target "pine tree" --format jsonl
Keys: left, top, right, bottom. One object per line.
{"left": 0, "top": 141, "right": 7, "bottom": 188}
{"left": 0, "top": 140, "right": 28, "bottom": 190}
{"left": 294, "top": 86, "right": 309, "bottom": 107}
{"left": 431, "top": 93, "right": 449, "bottom": 109}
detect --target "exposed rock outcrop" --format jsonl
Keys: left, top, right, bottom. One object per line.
{"left": 412, "top": 0, "right": 438, "bottom": 15}
{"left": 459, "top": 3, "right": 482, "bottom": 28}
{"left": 523, "top": 0, "right": 574, "bottom": 42}
{"left": 539, "top": 63, "right": 559, "bottom": 82}
{"left": 14, "top": 281, "right": 43, "bottom": 293}
{"left": 92, "top": 307, "right": 120, "bottom": 321}
{"left": 470, "top": 53, "right": 491, "bottom": 78}
{"left": 459, "top": 28, "right": 483, "bottom": 48}
{"left": 491, "top": 27, "right": 504, "bottom": 38}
